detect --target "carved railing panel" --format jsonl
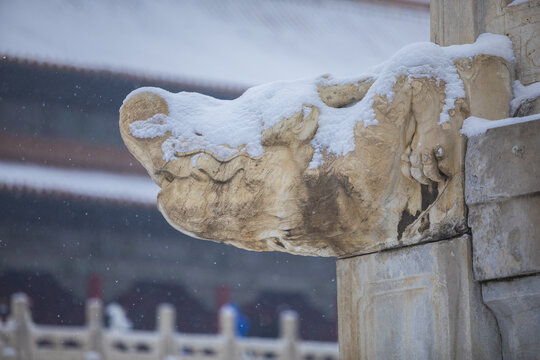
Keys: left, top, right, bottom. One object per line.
{"left": 0, "top": 294, "right": 338, "bottom": 360}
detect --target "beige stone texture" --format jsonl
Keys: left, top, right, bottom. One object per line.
{"left": 430, "top": 0, "right": 478, "bottom": 46}
{"left": 466, "top": 118, "right": 540, "bottom": 281}
{"left": 337, "top": 236, "right": 501, "bottom": 360}
{"left": 120, "top": 56, "right": 512, "bottom": 257}
{"left": 317, "top": 78, "right": 373, "bottom": 108}
{"left": 465, "top": 118, "right": 540, "bottom": 205}
{"left": 489, "top": 0, "right": 540, "bottom": 85}
{"left": 469, "top": 195, "right": 540, "bottom": 281}
{"left": 431, "top": 0, "right": 539, "bottom": 85}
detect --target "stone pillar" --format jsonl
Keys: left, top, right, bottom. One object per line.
{"left": 430, "top": 0, "right": 479, "bottom": 46}
{"left": 466, "top": 119, "right": 540, "bottom": 360}
{"left": 86, "top": 298, "right": 103, "bottom": 356}
{"left": 12, "top": 294, "right": 32, "bottom": 360}
{"left": 219, "top": 306, "right": 240, "bottom": 360}
{"left": 157, "top": 303, "right": 176, "bottom": 359}
{"left": 431, "top": 0, "right": 539, "bottom": 85}
{"left": 279, "top": 310, "right": 299, "bottom": 360}
{"left": 337, "top": 236, "right": 501, "bottom": 359}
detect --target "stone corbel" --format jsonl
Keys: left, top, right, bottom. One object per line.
{"left": 119, "top": 49, "right": 513, "bottom": 258}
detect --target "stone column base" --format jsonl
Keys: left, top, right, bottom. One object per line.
{"left": 337, "top": 236, "right": 501, "bottom": 359}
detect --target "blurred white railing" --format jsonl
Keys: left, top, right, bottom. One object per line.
{"left": 0, "top": 294, "right": 338, "bottom": 360}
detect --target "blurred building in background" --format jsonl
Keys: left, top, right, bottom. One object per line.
{"left": 0, "top": 0, "right": 429, "bottom": 341}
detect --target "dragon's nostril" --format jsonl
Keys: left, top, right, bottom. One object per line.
{"left": 155, "top": 169, "right": 175, "bottom": 183}
{"left": 120, "top": 92, "right": 169, "bottom": 129}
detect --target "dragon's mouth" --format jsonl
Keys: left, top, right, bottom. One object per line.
{"left": 188, "top": 150, "right": 249, "bottom": 183}
{"left": 157, "top": 149, "right": 259, "bottom": 185}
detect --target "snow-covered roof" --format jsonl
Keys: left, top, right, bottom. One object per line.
{"left": 0, "top": 0, "right": 429, "bottom": 89}
{"left": 0, "top": 161, "right": 158, "bottom": 206}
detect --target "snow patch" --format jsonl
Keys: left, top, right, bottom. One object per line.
{"left": 508, "top": 0, "right": 530, "bottom": 6}
{"left": 461, "top": 113, "right": 540, "bottom": 137}
{"left": 510, "top": 80, "right": 540, "bottom": 114}
{"left": 126, "top": 34, "right": 515, "bottom": 168}
{"left": 106, "top": 303, "right": 132, "bottom": 332}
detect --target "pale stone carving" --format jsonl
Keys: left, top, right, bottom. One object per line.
{"left": 120, "top": 54, "right": 512, "bottom": 257}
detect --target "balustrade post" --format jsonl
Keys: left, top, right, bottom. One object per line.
{"left": 12, "top": 294, "right": 32, "bottom": 360}
{"left": 219, "top": 305, "right": 239, "bottom": 360}
{"left": 279, "top": 310, "right": 299, "bottom": 360}
{"left": 157, "top": 303, "right": 176, "bottom": 358}
{"left": 86, "top": 298, "right": 103, "bottom": 358}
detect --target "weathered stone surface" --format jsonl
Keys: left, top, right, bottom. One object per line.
{"left": 120, "top": 55, "right": 512, "bottom": 257}
{"left": 482, "top": 275, "right": 540, "bottom": 360}
{"left": 496, "top": 0, "right": 540, "bottom": 85}
{"left": 337, "top": 236, "right": 501, "bottom": 359}
{"left": 466, "top": 119, "right": 540, "bottom": 280}
{"left": 430, "top": 0, "right": 478, "bottom": 46}
{"left": 431, "top": 0, "right": 539, "bottom": 84}
{"left": 317, "top": 78, "right": 373, "bottom": 108}
{"left": 465, "top": 119, "right": 540, "bottom": 205}
{"left": 469, "top": 195, "right": 540, "bottom": 281}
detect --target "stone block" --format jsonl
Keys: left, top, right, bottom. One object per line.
{"left": 465, "top": 119, "right": 540, "bottom": 205}
{"left": 466, "top": 119, "right": 540, "bottom": 281}
{"left": 469, "top": 195, "right": 540, "bottom": 281}
{"left": 482, "top": 275, "right": 540, "bottom": 360}
{"left": 337, "top": 236, "right": 500, "bottom": 359}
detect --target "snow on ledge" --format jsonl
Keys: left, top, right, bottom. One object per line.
{"left": 510, "top": 80, "right": 540, "bottom": 114}
{"left": 0, "top": 161, "right": 159, "bottom": 205}
{"left": 461, "top": 113, "right": 540, "bottom": 137}
{"left": 126, "top": 33, "right": 515, "bottom": 168}
{"left": 508, "top": 0, "right": 530, "bottom": 6}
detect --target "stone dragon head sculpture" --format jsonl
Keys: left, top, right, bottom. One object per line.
{"left": 120, "top": 35, "right": 514, "bottom": 257}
